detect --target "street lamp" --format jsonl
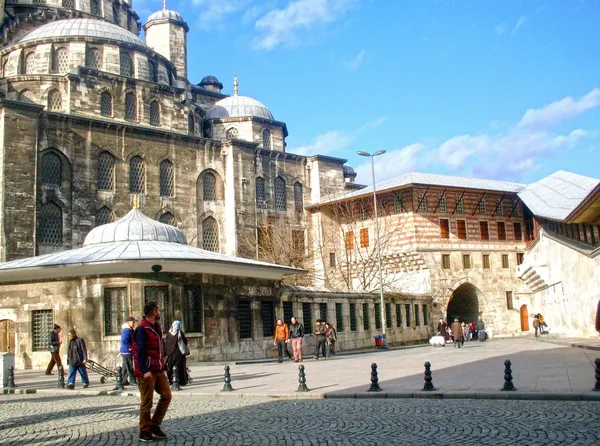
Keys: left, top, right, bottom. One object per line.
{"left": 357, "top": 150, "right": 388, "bottom": 349}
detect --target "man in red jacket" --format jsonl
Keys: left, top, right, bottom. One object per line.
{"left": 133, "top": 301, "right": 172, "bottom": 442}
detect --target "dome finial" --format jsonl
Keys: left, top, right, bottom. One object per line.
{"left": 133, "top": 194, "right": 139, "bottom": 209}
{"left": 163, "top": 0, "right": 167, "bottom": 10}
{"left": 233, "top": 75, "right": 239, "bottom": 96}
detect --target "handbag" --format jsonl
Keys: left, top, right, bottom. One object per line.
{"left": 178, "top": 338, "right": 190, "bottom": 356}
{"left": 49, "top": 345, "right": 58, "bottom": 353}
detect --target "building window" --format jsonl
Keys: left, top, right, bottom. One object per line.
{"left": 329, "top": 252, "right": 336, "bottom": 268}
{"left": 159, "top": 212, "right": 176, "bottom": 226}
{"left": 345, "top": 231, "right": 354, "bottom": 250}
{"left": 90, "top": 0, "right": 99, "bottom": 15}
{"left": 97, "top": 151, "right": 115, "bottom": 190}
{"left": 417, "top": 192, "right": 427, "bottom": 212}
{"left": 24, "top": 52, "right": 36, "bottom": 74}
{"left": 349, "top": 303, "right": 357, "bottom": 332}
{"left": 319, "top": 303, "right": 327, "bottom": 322}
{"left": 415, "top": 304, "right": 421, "bottom": 326}
{"left": 188, "top": 114, "right": 195, "bottom": 134}
{"left": 405, "top": 304, "right": 411, "bottom": 327}
{"left": 112, "top": 4, "right": 119, "bottom": 24}
{"left": 394, "top": 194, "right": 404, "bottom": 213}
{"left": 385, "top": 303, "right": 392, "bottom": 329}
{"left": 41, "top": 152, "right": 62, "bottom": 187}
{"left": 514, "top": 222, "right": 523, "bottom": 241}
{"left": 302, "top": 302, "right": 312, "bottom": 329}
{"left": 53, "top": 47, "right": 69, "bottom": 73}
{"left": 226, "top": 127, "right": 238, "bottom": 140}
{"left": 203, "top": 121, "right": 212, "bottom": 138}
{"left": 362, "top": 303, "right": 370, "bottom": 330}
{"left": 183, "top": 286, "right": 203, "bottom": 333}
{"left": 478, "top": 198, "right": 486, "bottom": 214}
{"left": 516, "top": 252, "right": 524, "bottom": 265}
{"left": 103, "top": 287, "right": 127, "bottom": 336}
{"left": 202, "top": 217, "right": 219, "bottom": 252}
{"left": 506, "top": 291, "right": 514, "bottom": 310}
{"left": 255, "top": 177, "right": 266, "bottom": 207}
{"left": 438, "top": 195, "right": 447, "bottom": 213}
{"left": 149, "top": 101, "right": 160, "bottom": 126}
{"left": 495, "top": 199, "right": 503, "bottom": 216}
{"left": 238, "top": 300, "right": 252, "bottom": 339}
{"left": 159, "top": 159, "right": 174, "bottom": 197}
{"left": 274, "top": 177, "right": 286, "bottom": 210}
{"left": 262, "top": 129, "right": 271, "bottom": 149}
{"left": 480, "top": 221, "right": 489, "bottom": 240}
{"left": 261, "top": 301, "right": 274, "bottom": 337}
{"left": 283, "top": 302, "right": 293, "bottom": 324}
{"left": 47, "top": 89, "right": 62, "bottom": 111}
{"left": 502, "top": 254, "right": 509, "bottom": 269}
{"left": 144, "top": 286, "right": 170, "bottom": 329}
{"left": 439, "top": 219, "right": 450, "bottom": 239}
{"left": 87, "top": 47, "right": 101, "bottom": 70}
{"left": 100, "top": 92, "right": 112, "bottom": 116}
{"left": 294, "top": 183, "right": 303, "bottom": 213}
{"left": 120, "top": 52, "right": 133, "bottom": 77}
{"left": 396, "top": 304, "right": 402, "bottom": 328}
{"left": 203, "top": 172, "right": 216, "bottom": 201}
{"left": 423, "top": 305, "right": 429, "bottom": 326}
{"left": 462, "top": 254, "right": 471, "bottom": 269}
{"left": 95, "top": 206, "right": 114, "bottom": 226}
{"left": 167, "top": 69, "right": 173, "bottom": 86}
{"left": 457, "top": 219, "right": 467, "bottom": 240}
{"left": 497, "top": 222, "right": 506, "bottom": 240}
{"left": 147, "top": 60, "right": 157, "bottom": 82}
{"left": 483, "top": 254, "right": 491, "bottom": 269}
{"left": 375, "top": 303, "right": 381, "bottom": 330}
{"left": 335, "top": 303, "right": 344, "bottom": 332}
{"left": 129, "top": 156, "right": 145, "bottom": 193}
{"left": 359, "top": 228, "right": 369, "bottom": 247}
{"left": 359, "top": 205, "right": 369, "bottom": 220}
{"left": 32, "top": 309, "right": 53, "bottom": 352}
{"left": 455, "top": 196, "right": 464, "bottom": 214}
{"left": 442, "top": 254, "right": 450, "bottom": 269}
{"left": 125, "top": 92, "right": 137, "bottom": 121}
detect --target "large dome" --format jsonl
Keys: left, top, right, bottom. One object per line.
{"left": 84, "top": 208, "right": 187, "bottom": 246}
{"left": 19, "top": 19, "right": 146, "bottom": 47}
{"left": 206, "top": 95, "right": 274, "bottom": 120}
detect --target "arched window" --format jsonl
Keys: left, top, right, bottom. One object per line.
{"left": 255, "top": 177, "right": 265, "bottom": 207}
{"left": 100, "top": 91, "right": 112, "bottom": 116}
{"left": 87, "top": 47, "right": 101, "bottom": 70}
{"left": 129, "top": 156, "right": 145, "bottom": 193}
{"left": 147, "top": 60, "right": 157, "bottom": 82}
{"left": 24, "top": 52, "right": 36, "bottom": 74}
{"left": 188, "top": 114, "right": 195, "bottom": 134}
{"left": 159, "top": 212, "right": 176, "bottom": 226}
{"left": 47, "top": 89, "right": 62, "bottom": 111}
{"left": 202, "top": 217, "right": 218, "bottom": 252}
{"left": 225, "top": 127, "right": 238, "bottom": 140}
{"left": 203, "top": 121, "right": 212, "bottom": 138}
{"left": 90, "top": 0, "right": 100, "bottom": 15}
{"left": 120, "top": 52, "right": 133, "bottom": 77}
{"left": 203, "top": 172, "right": 216, "bottom": 201}
{"left": 95, "top": 206, "right": 114, "bottom": 226}
{"left": 124, "top": 92, "right": 137, "bottom": 121}
{"left": 62, "top": 0, "right": 74, "bottom": 9}
{"left": 41, "top": 152, "right": 62, "bottom": 187}
{"left": 262, "top": 129, "right": 271, "bottom": 149}
{"left": 149, "top": 101, "right": 160, "bottom": 126}
{"left": 159, "top": 159, "right": 174, "bottom": 197}
{"left": 294, "top": 182, "right": 303, "bottom": 213}
{"left": 97, "top": 151, "right": 115, "bottom": 191}
{"left": 438, "top": 195, "right": 447, "bottom": 213}
{"left": 53, "top": 47, "right": 69, "bottom": 73}
{"left": 37, "top": 202, "right": 62, "bottom": 247}
{"left": 274, "top": 177, "right": 286, "bottom": 211}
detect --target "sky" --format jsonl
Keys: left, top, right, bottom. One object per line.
{"left": 137, "top": 0, "right": 600, "bottom": 185}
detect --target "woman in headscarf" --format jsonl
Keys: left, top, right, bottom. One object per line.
{"left": 165, "top": 320, "right": 189, "bottom": 386}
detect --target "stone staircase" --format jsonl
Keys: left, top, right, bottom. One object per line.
{"left": 516, "top": 252, "right": 549, "bottom": 293}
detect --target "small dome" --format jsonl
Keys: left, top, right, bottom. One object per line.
{"left": 200, "top": 76, "right": 223, "bottom": 88}
{"left": 343, "top": 165, "right": 357, "bottom": 177}
{"left": 147, "top": 9, "right": 184, "bottom": 23}
{"left": 84, "top": 208, "right": 187, "bottom": 246}
{"left": 206, "top": 95, "right": 274, "bottom": 121}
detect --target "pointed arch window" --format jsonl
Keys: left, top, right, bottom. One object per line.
{"left": 203, "top": 172, "right": 216, "bottom": 201}
{"left": 47, "top": 89, "right": 62, "bottom": 111}
{"left": 129, "top": 156, "right": 145, "bottom": 193}
{"left": 124, "top": 92, "right": 137, "bottom": 121}
{"left": 147, "top": 60, "right": 157, "bottom": 82}
{"left": 41, "top": 152, "right": 62, "bottom": 187}
{"left": 202, "top": 217, "right": 218, "bottom": 252}
{"left": 149, "top": 101, "right": 160, "bottom": 126}
{"left": 53, "top": 47, "right": 69, "bottom": 73}
{"left": 438, "top": 195, "right": 447, "bottom": 213}
{"left": 294, "top": 182, "right": 303, "bottom": 213}
{"left": 87, "top": 47, "right": 101, "bottom": 70}
{"left": 274, "top": 177, "right": 286, "bottom": 211}
{"left": 226, "top": 127, "right": 238, "bottom": 140}
{"left": 120, "top": 52, "right": 133, "bottom": 77}
{"left": 159, "top": 159, "right": 174, "bottom": 197}
{"left": 262, "top": 129, "right": 271, "bottom": 149}
{"left": 95, "top": 206, "right": 114, "bottom": 227}
{"left": 38, "top": 202, "right": 62, "bottom": 247}
{"left": 188, "top": 114, "right": 195, "bottom": 134}
{"left": 97, "top": 151, "right": 115, "bottom": 191}
{"left": 159, "top": 212, "right": 176, "bottom": 226}
{"left": 90, "top": 0, "right": 100, "bottom": 15}
{"left": 100, "top": 91, "right": 112, "bottom": 117}
{"left": 24, "top": 52, "right": 36, "bottom": 74}
{"left": 255, "top": 177, "right": 265, "bottom": 207}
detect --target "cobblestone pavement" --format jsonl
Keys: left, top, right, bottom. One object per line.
{"left": 1, "top": 394, "right": 599, "bottom": 445}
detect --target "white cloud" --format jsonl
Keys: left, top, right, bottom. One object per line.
{"left": 191, "top": 0, "right": 252, "bottom": 30}
{"left": 495, "top": 22, "right": 507, "bottom": 36}
{"left": 512, "top": 15, "right": 527, "bottom": 34}
{"left": 355, "top": 144, "right": 426, "bottom": 183}
{"left": 345, "top": 49, "right": 366, "bottom": 70}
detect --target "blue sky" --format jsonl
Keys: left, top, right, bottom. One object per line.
{"left": 138, "top": 0, "right": 600, "bottom": 185}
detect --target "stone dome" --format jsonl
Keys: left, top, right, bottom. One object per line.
{"left": 200, "top": 75, "right": 223, "bottom": 88}
{"left": 84, "top": 208, "right": 187, "bottom": 246}
{"left": 147, "top": 9, "right": 185, "bottom": 23}
{"left": 206, "top": 95, "right": 274, "bottom": 121}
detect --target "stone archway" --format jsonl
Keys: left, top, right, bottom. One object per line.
{"left": 447, "top": 283, "right": 480, "bottom": 323}
{"left": 0, "top": 319, "right": 15, "bottom": 353}
{"left": 520, "top": 305, "right": 529, "bottom": 331}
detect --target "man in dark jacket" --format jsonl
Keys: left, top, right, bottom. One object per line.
{"left": 450, "top": 318, "right": 463, "bottom": 348}
{"left": 477, "top": 317, "right": 486, "bottom": 342}
{"left": 66, "top": 329, "right": 89, "bottom": 389}
{"left": 45, "top": 324, "right": 62, "bottom": 375}
{"left": 313, "top": 320, "right": 327, "bottom": 360}
{"left": 120, "top": 316, "right": 136, "bottom": 386}
{"left": 289, "top": 316, "right": 304, "bottom": 362}
{"left": 133, "top": 301, "right": 172, "bottom": 442}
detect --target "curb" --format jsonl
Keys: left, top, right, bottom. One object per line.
{"left": 528, "top": 336, "right": 600, "bottom": 352}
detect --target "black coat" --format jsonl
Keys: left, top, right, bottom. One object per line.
{"left": 67, "top": 337, "right": 87, "bottom": 366}
{"left": 289, "top": 322, "right": 304, "bottom": 339}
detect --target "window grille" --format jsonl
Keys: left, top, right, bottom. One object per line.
{"left": 335, "top": 303, "right": 344, "bottom": 332}
{"left": 25, "top": 53, "right": 36, "bottom": 74}
{"left": 54, "top": 47, "right": 69, "bottom": 72}
{"left": 203, "top": 172, "right": 216, "bottom": 201}
{"left": 438, "top": 195, "right": 447, "bottom": 213}
{"left": 225, "top": 127, "right": 238, "bottom": 140}
{"left": 497, "top": 222, "right": 506, "bottom": 240}
{"left": 32, "top": 309, "right": 53, "bottom": 351}
{"left": 144, "top": 286, "right": 170, "bottom": 329}
{"left": 440, "top": 219, "right": 450, "bottom": 239}
{"left": 478, "top": 198, "right": 486, "bottom": 214}
{"left": 502, "top": 254, "right": 509, "bottom": 269}
{"left": 483, "top": 254, "right": 491, "bottom": 269}
{"left": 87, "top": 48, "right": 101, "bottom": 70}
{"left": 188, "top": 114, "right": 195, "bottom": 134}
{"left": 394, "top": 194, "right": 404, "bottom": 213}
{"left": 38, "top": 202, "right": 62, "bottom": 247}
{"left": 120, "top": 53, "right": 133, "bottom": 77}
{"left": 90, "top": 0, "right": 99, "bottom": 15}
{"left": 100, "top": 92, "right": 112, "bottom": 116}
{"left": 396, "top": 304, "right": 402, "bottom": 327}
{"left": 33, "top": 0, "right": 46, "bottom": 4}
{"left": 41, "top": 152, "right": 62, "bottom": 187}
{"left": 97, "top": 151, "right": 114, "bottom": 190}
{"left": 417, "top": 192, "right": 427, "bottom": 212}
{"left": 148, "top": 60, "right": 157, "bottom": 82}
{"left": 457, "top": 220, "right": 467, "bottom": 240}
{"left": 261, "top": 301, "right": 274, "bottom": 338}
{"left": 495, "top": 199, "right": 503, "bottom": 216}
{"left": 292, "top": 230, "right": 305, "bottom": 253}
{"left": 455, "top": 196, "right": 464, "bottom": 214}
{"left": 513, "top": 222, "right": 522, "bottom": 241}
{"left": 385, "top": 303, "right": 392, "bottom": 329}
{"left": 349, "top": 303, "right": 357, "bottom": 332}
{"left": 360, "top": 228, "right": 369, "bottom": 247}
{"left": 238, "top": 300, "right": 252, "bottom": 339}
{"left": 274, "top": 177, "right": 286, "bottom": 210}
{"left": 415, "top": 304, "right": 421, "bottom": 326}
{"left": 95, "top": 206, "right": 114, "bottom": 226}
{"left": 294, "top": 183, "right": 303, "bottom": 213}
{"left": 149, "top": 101, "right": 160, "bottom": 126}
{"left": 125, "top": 92, "right": 137, "bottom": 121}
{"left": 344, "top": 231, "right": 354, "bottom": 250}
{"left": 62, "top": 0, "right": 73, "bottom": 9}
{"left": 405, "top": 304, "right": 411, "bottom": 327}
{"left": 103, "top": 287, "right": 127, "bottom": 336}
{"left": 129, "top": 155, "right": 145, "bottom": 193}
{"left": 202, "top": 217, "right": 218, "bottom": 252}
{"left": 282, "top": 302, "right": 293, "bottom": 324}
{"left": 47, "top": 89, "right": 62, "bottom": 111}
{"left": 442, "top": 254, "right": 450, "bottom": 269}
{"left": 302, "top": 303, "right": 312, "bottom": 329}
{"left": 183, "top": 286, "right": 203, "bottom": 333}
{"left": 374, "top": 303, "right": 381, "bottom": 329}
{"left": 480, "top": 221, "right": 489, "bottom": 240}
{"left": 262, "top": 129, "right": 271, "bottom": 149}
{"left": 255, "top": 177, "right": 265, "bottom": 207}
{"left": 159, "top": 212, "right": 176, "bottom": 226}
{"left": 159, "top": 160, "right": 174, "bottom": 197}
{"left": 359, "top": 205, "right": 369, "bottom": 220}
{"left": 319, "top": 303, "right": 327, "bottom": 322}
{"left": 362, "top": 303, "right": 370, "bottom": 330}
{"left": 203, "top": 121, "right": 212, "bottom": 138}
{"left": 463, "top": 254, "right": 471, "bottom": 269}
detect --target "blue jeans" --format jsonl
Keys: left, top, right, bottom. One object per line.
{"left": 68, "top": 364, "right": 89, "bottom": 387}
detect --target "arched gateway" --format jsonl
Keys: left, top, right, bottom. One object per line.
{"left": 447, "top": 283, "right": 481, "bottom": 324}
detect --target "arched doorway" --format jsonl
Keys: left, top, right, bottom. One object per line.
{"left": 447, "top": 283, "right": 480, "bottom": 323}
{"left": 520, "top": 305, "right": 529, "bottom": 331}
{"left": 0, "top": 319, "right": 15, "bottom": 352}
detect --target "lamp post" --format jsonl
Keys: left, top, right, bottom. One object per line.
{"left": 357, "top": 150, "right": 388, "bottom": 349}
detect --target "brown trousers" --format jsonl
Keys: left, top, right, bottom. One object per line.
{"left": 137, "top": 371, "right": 172, "bottom": 434}
{"left": 45, "top": 352, "right": 62, "bottom": 374}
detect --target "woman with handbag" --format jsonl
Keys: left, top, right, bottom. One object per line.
{"left": 165, "top": 320, "right": 189, "bottom": 386}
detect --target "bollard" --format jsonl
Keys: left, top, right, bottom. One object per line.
{"left": 594, "top": 358, "right": 600, "bottom": 392}
{"left": 7, "top": 366, "right": 15, "bottom": 389}
{"left": 114, "top": 366, "right": 124, "bottom": 391}
{"left": 368, "top": 363, "right": 383, "bottom": 392}
{"left": 57, "top": 366, "right": 65, "bottom": 389}
{"left": 501, "top": 359, "right": 516, "bottom": 391}
{"left": 423, "top": 362, "right": 436, "bottom": 391}
{"left": 222, "top": 365, "right": 234, "bottom": 392}
{"left": 171, "top": 366, "right": 181, "bottom": 391}
{"left": 296, "top": 365, "right": 310, "bottom": 392}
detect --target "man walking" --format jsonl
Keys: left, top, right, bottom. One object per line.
{"left": 273, "top": 319, "right": 292, "bottom": 363}
{"left": 133, "top": 301, "right": 172, "bottom": 442}
{"left": 450, "top": 318, "right": 463, "bottom": 348}
{"left": 45, "top": 324, "right": 62, "bottom": 375}
{"left": 120, "top": 316, "right": 136, "bottom": 386}
{"left": 289, "top": 316, "right": 304, "bottom": 362}
{"left": 313, "top": 320, "right": 327, "bottom": 360}
{"left": 533, "top": 315, "right": 540, "bottom": 337}
{"left": 325, "top": 322, "right": 338, "bottom": 358}
{"left": 66, "top": 329, "right": 89, "bottom": 389}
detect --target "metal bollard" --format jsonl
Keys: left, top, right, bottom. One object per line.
{"left": 171, "top": 366, "right": 181, "bottom": 391}
{"left": 296, "top": 365, "right": 310, "bottom": 392}
{"left": 593, "top": 358, "right": 600, "bottom": 392}
{"left": 368, "top": 363, "right": 383, "bottom": 392}
{"left": 7, "top": 366, "right": 15, "bottom": 389}
{"left": 222, "top": 365, "right": 234, "bottom": 392}
{"left": 423, "top": 362, "right": 436, "bottom": 391}
{"left": 57, "top": 366, "right": 65, "bottom": 389}
{"left": 501, "top": 359, "right": 516, "bottom": 391}
{"left": 114, "top": 366, "right": 124, "bottom": 391}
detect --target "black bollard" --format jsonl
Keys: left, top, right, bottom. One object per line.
{"left": 114, "top": 366, "right": 124, "bottom": 391}
{"left": 7, "top": 366, "right": 15, "bottom": 389}
{"left": 368, "top": 363, "right": 383, "bottom": 392}
{"left": 296, "top": 365, "right": 310, "bottom": 392}
{"left": 222, "top": 366, "right": 234, "bottom": 392}
{"left": 57, "top": 366, "right": 65, "bottom": 389}
{"left": 171, "top": 366, "right": 181, "bottom": 391}
{"left": 423, "top": 362, "right": 437, "bottom": 391}
{"left": 593, "top": 358, "right": 600, "bottom": 392}
{"left": 501, "top": 359, "right": 516, "bottom": 391}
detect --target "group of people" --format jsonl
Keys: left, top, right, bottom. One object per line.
{"left": 437, "top": 317, "right": 487, "bottom": 347}
{"left": 273, "top": 317, "right": 338, "bottom": 362}
{"left": 532, "top": 313, "right": 549, "bottom": 337}
{"left": 45, "top": 324, "right": 90, "bottom": 389}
